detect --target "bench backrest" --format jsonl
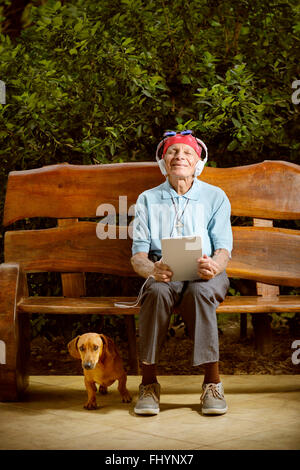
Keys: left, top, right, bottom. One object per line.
{"left": 3, "top": 160, "right": 300, "bottom": 287}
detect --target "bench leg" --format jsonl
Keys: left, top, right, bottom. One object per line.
{"left": 0, "top": 263, "right": 30, "bottom": 401}
{"left": 251, "top": 313, "right": 272, "bottom": 355}
{"left": 124, "top": 316, "right": 139, "bottom": 375}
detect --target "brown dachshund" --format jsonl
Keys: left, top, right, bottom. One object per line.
{"left": 68, "top": 332, "right": 132, "bottom": 410}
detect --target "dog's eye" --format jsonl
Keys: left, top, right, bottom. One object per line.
{"left": 93, "top": 345, "right": 99, "bottom": 351}
{"left": 79, "top": 345, "right": 85, "bottom": 352}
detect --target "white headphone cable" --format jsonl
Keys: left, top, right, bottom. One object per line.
{"left": 114, "top": 275, "right": 155, "bottom": 308}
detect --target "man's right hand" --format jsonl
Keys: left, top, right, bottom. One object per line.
{"left": 131, "top": 252, "right": 173, "bottom": 282}
{"left": 153, "top": 260, "right": 173, "bottom": 283}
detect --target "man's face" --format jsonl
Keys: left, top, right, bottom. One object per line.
{"left": 164, "top": 143, "right": 200, "bottom": 178}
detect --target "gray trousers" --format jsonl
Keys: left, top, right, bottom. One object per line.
{"left": 139, "top": 271, "right": 230, "bottom": 366}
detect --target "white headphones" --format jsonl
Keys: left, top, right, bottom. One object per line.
{"left": 155, "top": 134, "right": 208, "bottom": 177}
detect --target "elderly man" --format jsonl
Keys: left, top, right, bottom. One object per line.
{"left": 131, "top": 130, "right": 233, "bottom": 416}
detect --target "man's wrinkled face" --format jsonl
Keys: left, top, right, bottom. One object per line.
{"left": 164, "top": 143, "right": 200, "bottom": 178}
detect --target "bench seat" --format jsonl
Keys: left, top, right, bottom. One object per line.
{"left": 18, "top": 294, "right": 300, "bottom": 315}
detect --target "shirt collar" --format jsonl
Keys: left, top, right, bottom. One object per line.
{"left": 161, "top": 178, "right": 201, "bottom": 200}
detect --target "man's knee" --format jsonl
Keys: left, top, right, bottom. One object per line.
{"left": 143, "top": 279, "right": 174, "bottom": 302}
{"left": 184, "top": 274, "right": 229, "bottom": 305}
{"left": 140, "top": 280, "right": 176, "bottom": 325}
{"left": 183, "top": 280, "right": 216, "bottom": 305}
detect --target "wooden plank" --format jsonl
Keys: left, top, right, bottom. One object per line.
{"left": 218, "top": 295, "right": 300, "bottom": 313}
{"left": 18, "top": 296, "right": 141, "bottom": 315}
{"left": 227, "top": 226, "right": 300, "bottom": 287}
{"left": 3, "top": 160, "right": 300, "bottom": 226}
{"left": 252, "top": 219, "right": 279, "bottom": 354}
{"left": 4, "top": 222, "right": 134, "bottom": 276}
{"left": 253, "top": 219, "right": 280, "bottom": 297}
{"left": 202, "top": 160, "right": 300, "bottom": 219}
{"left": 4, "top": 223, "right": 300, "bottom": 286}
{"left": 3, "top": 162, "right": 163, "bottom": 226}
{"left": 57, "top": 219, "right": 86, "bottom": 297}
{"left": 17, "top": 294, "right": 300, "bottom": 315}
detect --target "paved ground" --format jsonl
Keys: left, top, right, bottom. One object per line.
{"left": 0, "top": 375, "right": 299, "bottom": 450}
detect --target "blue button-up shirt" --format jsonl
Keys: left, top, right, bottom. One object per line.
{"left": 132, "top": 178, "right": 233, "bottom": 258}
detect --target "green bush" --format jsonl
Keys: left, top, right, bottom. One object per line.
{"left": 0, "top": 0, "right": 299, "bottom": 176}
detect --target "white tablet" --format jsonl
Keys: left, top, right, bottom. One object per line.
{"left": 161, "top": 235, "right": 202, "bottom": 281}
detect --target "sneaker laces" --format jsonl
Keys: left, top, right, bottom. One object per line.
{"left": 200, "top": 383, "right": 224, "bottom": 403}
{"left": 140, "top": 384, "right": 159, "bottom": 403}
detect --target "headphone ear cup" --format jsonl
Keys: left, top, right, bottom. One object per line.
{"left": 158, "top": 159, "right": 167, "bottom": 176}
{"left": 194, "top": 160, "right": 205, "bottom": 177}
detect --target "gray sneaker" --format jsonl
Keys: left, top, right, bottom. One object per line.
{"left": 134, "top": 383, "right": 160, "bottom": 415}
{"left": 200, "top": 382, "right": 228, "bottom": 415}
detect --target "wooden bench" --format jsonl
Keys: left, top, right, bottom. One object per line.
{"left": 0, "top": 160, "right": 299, "bottom": 401}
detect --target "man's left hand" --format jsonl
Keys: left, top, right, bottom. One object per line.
{"left": 197, "top": 254, "right": 220, "bottom": 280}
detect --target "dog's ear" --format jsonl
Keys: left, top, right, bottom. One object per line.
{"left": 99, "top": 334, "right": 116, "bottom": 362}
{"left": 67, "top": 336, "right": 81, "bottom": 359}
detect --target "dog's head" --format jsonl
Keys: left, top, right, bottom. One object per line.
{"left": 67, "top": 333, "right": 116, "bottom": 370}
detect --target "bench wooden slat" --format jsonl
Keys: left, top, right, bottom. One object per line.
{"left": 3, "top": 160, "right": 300, "bottom": 225}
{"left": 17, "top": 295, "right": 300, "bottom": 315}
{"left": 5, "top": 223, "right": 300, "bottom": 286}
{"left": 218, "top": 295, "right": 300, "bottom": 313}
{"left": 17, "top": 296, "right": 140, "bottom": 315}
{"left": 202, "top": 160, "right": 300, "bottom": 219}
{"left": 5, "top": 222, "right": 134, "bottom": 276}
{"left": 227, "top": 226, "right": 300, "bottom": 287}
{"left": 57, "top": 219, "right": 86, "bottom": 298}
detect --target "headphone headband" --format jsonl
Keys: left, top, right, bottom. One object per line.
{"left": 156, "top": 133, "right": 208, "bottom": 164}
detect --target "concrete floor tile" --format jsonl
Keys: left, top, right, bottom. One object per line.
{"left": 0, "top": 411, "right": 117, "bottom": 450}
{"left": 121, "top": 409, "right": 280, "bottom": 447}
{"left": 44, "top": 427, "right": 199, "bottom": 450}
{"left": 202, "top": 420, "right": 300, "bottom": 450}
{"left": 227, "top": 392, "right": 300, "bottom": 425}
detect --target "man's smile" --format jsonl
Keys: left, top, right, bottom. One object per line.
{"left": 171, "top": 162, "right": 188, "bottom": 167}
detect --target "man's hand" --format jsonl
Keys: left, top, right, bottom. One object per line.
{"left": 197, "top": 254, "right": 220, "bottom": 280}
{"left": 197, "top": 249, "right": 230, "bottom": 280}
{"left": 153, "top": 260, "right": 173, "bottom": 283}
{"left": 130, "top": 252, "right": 173, "bottom": 282}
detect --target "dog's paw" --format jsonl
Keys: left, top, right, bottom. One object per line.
{"left": 99, "top": 385, "right": 108, "bottom": 395}
{"left": 121, "top": 391, "right": 132, "bottom": 403}
{"left": 84, "top": 401, "right": 98, "bottom": 410}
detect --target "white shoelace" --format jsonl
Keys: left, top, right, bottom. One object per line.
{"left": 140, "top": 384, "right": 160, "bottom": 403}
{"left": 200, "top": 383, "right": 224, "bottom": 402}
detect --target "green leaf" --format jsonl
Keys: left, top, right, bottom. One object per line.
{"left": 74, "top": 21, "right": 83, "bottom": 33}
{"left": 227, "top": 140, "right": 238, "bottom": 151}
{"left": 232, "top": 117, "right": 241, "bottom": 128}
{"left": 53, "top": 1, "right": 62, "bottom": 11}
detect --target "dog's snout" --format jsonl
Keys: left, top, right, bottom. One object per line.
{"left": 83, "top": 361, "right": 95, "bottom": 370}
